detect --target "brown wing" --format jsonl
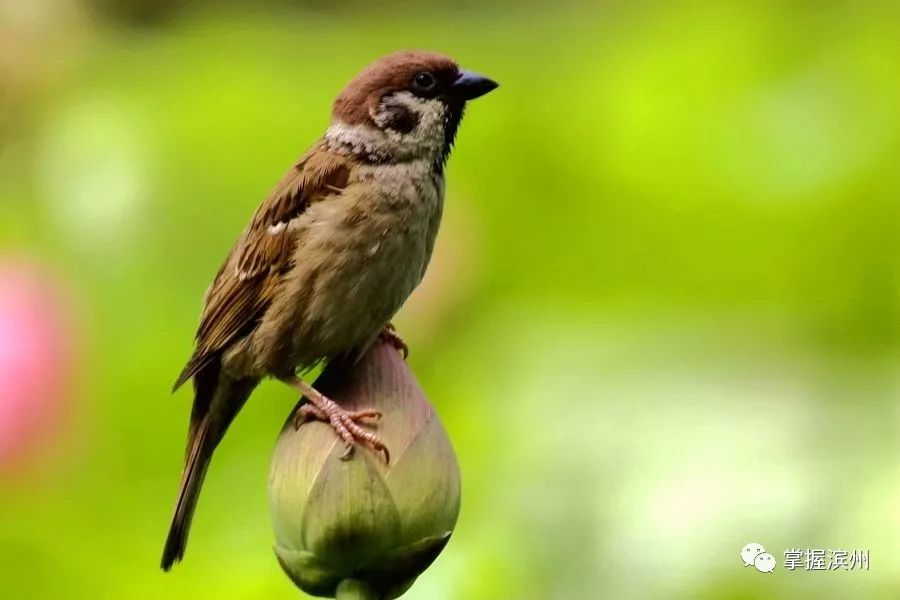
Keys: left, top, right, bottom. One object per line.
{"left": 172, "top": 147, "right": 351, "bottom": 391}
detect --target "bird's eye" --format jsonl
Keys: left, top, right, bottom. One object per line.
{"left": 412, "top": 72, "right": 437, "bottom": 93}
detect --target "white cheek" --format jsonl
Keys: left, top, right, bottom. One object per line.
{"left": 413, "top": 99, "right": 446, "bottom": 137}
{"left": 325, "top": 92, "right": 447, "bottom": 162}
{"left": 376, "top": 91, "right": 446, "bottom": 149}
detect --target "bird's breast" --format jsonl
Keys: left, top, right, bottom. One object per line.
{"left": 279, "top": 159, "right": 444, "bottom": 362}
{"left": 345, "top": 159, "right": 444, "bottom": 295}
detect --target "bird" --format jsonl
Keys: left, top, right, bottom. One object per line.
{"left": 161, "top": 50, "right": 497, "bottom": 571}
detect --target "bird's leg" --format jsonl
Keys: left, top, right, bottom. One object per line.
{"left": 286, "top": 376, "right": 389, "bottom": 463}
{"left": 379, "top": 322, "right": 409, "bottom": 359}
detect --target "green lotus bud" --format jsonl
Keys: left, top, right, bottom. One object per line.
{"left": 268, "top": 342, "right": 461, "bottom": 600}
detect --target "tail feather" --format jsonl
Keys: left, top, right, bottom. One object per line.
{"left": 161, "top": 365, "right": 256, "bottom": 571}
{"left": 161, "top": 418, "right": 212, "bottom": 570}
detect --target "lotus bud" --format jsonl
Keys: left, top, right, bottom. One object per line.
{"left": 268, "top": 341, "right": 460, "bottom": 599}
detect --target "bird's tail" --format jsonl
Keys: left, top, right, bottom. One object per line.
{"left": 161, "top": 363, "right": 256, "bottom": 571}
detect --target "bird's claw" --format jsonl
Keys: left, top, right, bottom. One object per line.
{"left": 293, "top": 400, "right": 389, "bottom": 463}
{"left": 379, "top": 324, "right": 409, "bottom": 359}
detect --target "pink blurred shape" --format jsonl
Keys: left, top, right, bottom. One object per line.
{"left": 0, "top": 259, "right": 75, "bottom": 470}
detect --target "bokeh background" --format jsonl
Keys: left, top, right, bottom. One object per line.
{"left": 2, "top": 0, "right": 899, "bottom": 597}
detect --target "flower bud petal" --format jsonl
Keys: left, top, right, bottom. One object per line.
{"left": 269, "top": 343, "right": 460, "bottom": 598}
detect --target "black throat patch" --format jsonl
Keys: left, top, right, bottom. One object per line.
{"left": 436, "top": 100, "right": 466, "bottom": 173}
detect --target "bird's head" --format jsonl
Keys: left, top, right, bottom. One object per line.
{"left": 327, "top": 51, "right": 498, "bottom": 168}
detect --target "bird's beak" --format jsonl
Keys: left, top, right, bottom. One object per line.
{"left": 452, "top": 70, "right": 499, "bottom": 100}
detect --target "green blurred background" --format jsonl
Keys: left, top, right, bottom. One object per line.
{"left": 1, "top": 0, "right": 899, "bottom": 597}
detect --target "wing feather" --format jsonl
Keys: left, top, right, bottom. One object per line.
{"left": 173, "top": 147, "right": 351, "bottom": 391}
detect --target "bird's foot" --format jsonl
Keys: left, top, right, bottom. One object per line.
{"left": 379, "top": 323, "right": 409, "bottom": 359}
{"left": 290, "top": 378, "right": 389, "bottom": 463}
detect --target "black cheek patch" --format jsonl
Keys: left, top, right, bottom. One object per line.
{"left": 381, "top": 104, "right": 421, "bottom": 134}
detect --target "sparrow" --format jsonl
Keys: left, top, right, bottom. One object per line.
{"left": 161, "top": 51, "right": 497, "bottom": 571}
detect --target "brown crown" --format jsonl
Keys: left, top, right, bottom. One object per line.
{"left": 332, "top": 51, "right": 459, "bottom": 126}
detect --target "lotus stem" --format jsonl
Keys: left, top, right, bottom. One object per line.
{"left": 335, "top": 578, "right": 380, "bottom": 600}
